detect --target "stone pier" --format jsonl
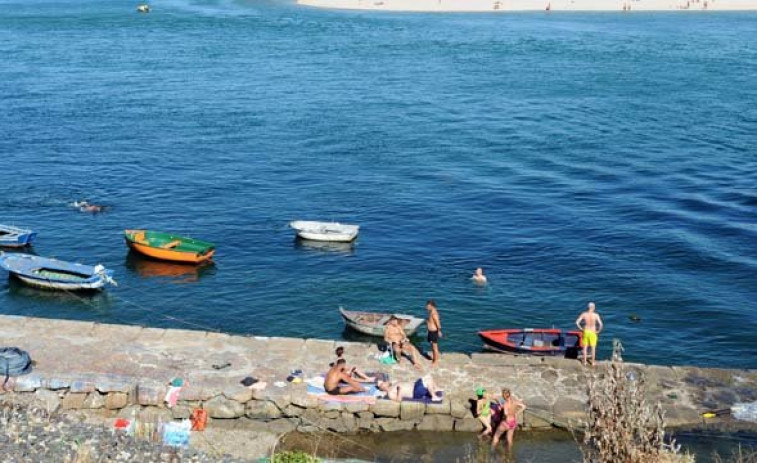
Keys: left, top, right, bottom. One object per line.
{"left": 1, "top": 315, "right": 755, "bottom": 434}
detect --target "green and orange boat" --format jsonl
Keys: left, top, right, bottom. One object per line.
{"left": 124, "top": 230, "right": 215, "bottom": 264}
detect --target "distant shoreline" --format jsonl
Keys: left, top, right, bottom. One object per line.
{"left": 297, "top": 0, "right": 757, "bottom": 12}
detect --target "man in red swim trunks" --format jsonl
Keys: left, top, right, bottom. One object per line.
{"left": 491, "top": 388, "right": 526, "bottom": 450}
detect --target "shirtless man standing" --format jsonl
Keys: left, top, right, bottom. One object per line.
{"left": 323, "top": 359, "right": 365, "bottom": 395}
{"left": 426, "top": 300, "right": 442, "bottom": 367}
{"left": 576, "top": 302, "right": 604, "bottom": 366}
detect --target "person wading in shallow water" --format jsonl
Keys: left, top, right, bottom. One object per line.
{"left": 491, "top": 388, "right": 526, "bottom": 450}
{"left": 576, "top": 301, "right": 604, "bottom": 367}
{"left": 426, "top": 300, "right": 442, "bottom": 367}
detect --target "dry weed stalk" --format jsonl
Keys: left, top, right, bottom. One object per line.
{"left": 713, "top": 446, "right": 757, "bottom": 463}
{"left": 581, "top": 341, "right": 692, "bottom": 463}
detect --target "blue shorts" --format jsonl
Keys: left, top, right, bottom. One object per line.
{"left": 413, "top": 378, "right": 430, "bottom": 399}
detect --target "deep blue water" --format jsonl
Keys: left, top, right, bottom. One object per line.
{"left": 1, "top": 0, "right": 756, "bottom": 368}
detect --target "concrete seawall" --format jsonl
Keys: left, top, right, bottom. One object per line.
{"left": 0, "top": 315, "right": 754, "bottom": 434}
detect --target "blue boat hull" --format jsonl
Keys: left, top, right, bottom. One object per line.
{"left": 0, "top": 231, "right": 37, "bottom": 248}
{"left": 0, "top": 253, "right": 115, "bottom": 291}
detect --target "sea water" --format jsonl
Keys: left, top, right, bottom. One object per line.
{"left": 1, "top": 0, "right": 756, "bottom": 367}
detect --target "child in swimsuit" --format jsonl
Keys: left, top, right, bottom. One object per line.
{"left": 475, "top": 387, "right": 492, "bottom": 437}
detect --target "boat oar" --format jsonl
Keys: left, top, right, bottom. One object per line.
{"left": 701, "top": 408, "right": 731, "bottom": 419}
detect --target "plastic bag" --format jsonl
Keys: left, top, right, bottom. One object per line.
{"left": 379, "top": 351, "right": 397, "bottom": 365}
{"left": 732, "top": 401, "right": 757, "bottom": 423}
{"left": 162, "top": 420, "right": 191, "bottom": 448}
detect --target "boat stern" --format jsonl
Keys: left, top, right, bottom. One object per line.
{"left": 0, "top": 231, "right": 36, "bottom": 248}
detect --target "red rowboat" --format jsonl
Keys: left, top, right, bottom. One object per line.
{"left": 478, "top": 328, "right": 583, "bottom": 358}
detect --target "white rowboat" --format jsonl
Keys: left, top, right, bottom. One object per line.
{"left": 290, "top": 221, "right": 359, "bottom": 242}
{"left": 340, "top": 307, "right": 425, "bottom": 337}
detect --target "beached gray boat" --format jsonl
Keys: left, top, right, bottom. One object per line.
{"left": 339, "top": 307, "right": 425, "bottom": 337}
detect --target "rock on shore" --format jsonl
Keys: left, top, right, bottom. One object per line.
{"left": 0, "top": 400, "right": 245, "bottom": 462}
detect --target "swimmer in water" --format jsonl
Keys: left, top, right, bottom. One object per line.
{"left": 472, "top": 267, "right": 487, "bottom": 285}
{"left": 73, "top": 201, "right": 106, "bottom": 213}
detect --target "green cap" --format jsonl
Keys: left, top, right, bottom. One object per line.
{"left": 476, "top": 387, "right": 485, "bottom": 397}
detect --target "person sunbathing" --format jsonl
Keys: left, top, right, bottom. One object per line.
{"left": 383, "top": 317, "right": 423, "bottom": 370}
{"left": 333, "top": 346, "right": 375, "bottom": 382}
{"left": 377, "top": 375, "right": 442, "bottom": 402}
{"left": 324, "top": 359, "right": 365, "bottom": 395}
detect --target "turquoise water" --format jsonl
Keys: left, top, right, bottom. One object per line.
{"left": 1, "top": 0, "right": 756, "bottom": 367}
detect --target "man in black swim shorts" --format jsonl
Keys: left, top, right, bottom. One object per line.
{"left": 324, "top": 359, "right": 365, "bottom": 395}
{"left": 426, "top": 300, "right": 442, "bottom": 367}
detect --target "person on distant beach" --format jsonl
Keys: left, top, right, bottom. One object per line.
{"left": 377, "top": 375, "right": 442, "bottom": 402}
{"left": 383, "top": 316, "right": 423, "bottom": 370}
{"left": 576, "top": 302, "right": 604, "bottom": 367}
{"left": 491, "top": 388, "right": 526, "bottom": 450}
{"left": 324, "top": 359, "right": 365, "bottom": 395}
{"left": 333, "top": 346, "right": 375, "bottom": 382}
{"left": 476, "top": 387, "right": 493, "bottom": 437}
{"left": 472, "top": 267, "right": 487, "bottom": 285}
{"left": 426, "top": 300, "right": 442, "bottom": 367}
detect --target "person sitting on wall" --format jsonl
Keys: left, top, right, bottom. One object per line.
{"left": 324, "top": 359, "right": 365, "bottom": 395}
{"left": 332, "top": 346, "right": 375, "bottom": 382}
{"left": 383, "top": 316, "right": 423, "bottom": 370}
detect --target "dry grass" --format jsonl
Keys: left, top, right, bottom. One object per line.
{"left": 580, "top": 340, "right": 693, "bottom": 463}
{"left": 713, "top": 447, "right": 757, "bottom": 463}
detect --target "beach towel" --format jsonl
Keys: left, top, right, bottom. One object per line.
{"left": 306, "top": 376, "right": 379, "bottom": 404}
{"left": 401, "top": 390, "right": 444, "bottom": 404}
{"left": 311, "top": 372, "right": 388, "bottom": 384}
{"left": 162, "top": 420, "right": 191, "bottom": 448}
{"left": 373, "top": 391, "right": 444, "bottom": 404}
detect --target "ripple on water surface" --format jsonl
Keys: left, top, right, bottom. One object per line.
{"left": 0, "top": 2, "right": 756, "bottom": 368}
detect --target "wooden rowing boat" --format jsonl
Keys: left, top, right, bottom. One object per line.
{"left": 124, "top": 230, "right": 215, "bottom": 264}
{"left": 339, "top": 307, "right": 425, "bottom": 337}
{"left": 0, "top": 253, "right": 116, "bottom": 291}
{"left": 478, "top": 328, "right": 582, "bottom": 357}
{"left": 290, "top": 221, "right": 359, "bottom": 242}
{"left": 0, "top": 225, "right": 37, "bottom": 248}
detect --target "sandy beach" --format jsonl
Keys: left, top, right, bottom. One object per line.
{"left": 298, "top": 0, "right": 756, "bottom": 12}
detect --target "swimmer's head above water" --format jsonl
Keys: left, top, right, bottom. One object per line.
{"left": 472, "top": 267, "right": 487, "bottom": 284}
